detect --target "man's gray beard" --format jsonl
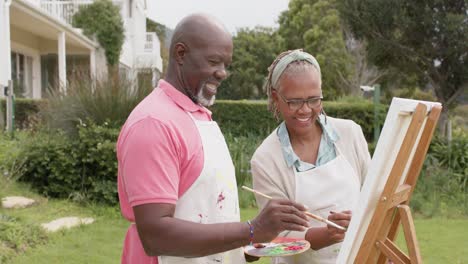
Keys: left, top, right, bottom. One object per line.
{"left": 196, "top": 82, "right": 216, "bottom": 107}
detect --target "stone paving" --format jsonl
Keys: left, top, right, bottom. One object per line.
{"left": 1, "top": 196, "right": 94, "bottom": 232}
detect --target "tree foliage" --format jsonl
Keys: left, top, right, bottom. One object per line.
{"left": 218, "top": 27, "right": 284, "bottom": 99}
{"left": 72, "top": 0, "right": 124, "bottom": 66}
{"left": 338, "top": 0, "right": 468, "bottom": 111}
{"left": 278, "top": 0, "right": 354, "bottom": 99}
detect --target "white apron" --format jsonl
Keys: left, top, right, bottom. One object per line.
{"left": 274, "top": 146, "right": 361, "bottom": 264}
{"left": 158, "top": 113, "right": 246, "bottom": 264}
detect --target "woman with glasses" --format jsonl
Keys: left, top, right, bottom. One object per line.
{"left": 250, "top": 49, "right": 371, "bottom": 264}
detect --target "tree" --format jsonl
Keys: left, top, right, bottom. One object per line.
{"left": 338, "top": 0, "right": 468, "bottom": 132}
{"left": 73, "top": 0, "right": 124, "bottom": 67}
{"left": 218, "top": 27, "right": 284, "bottom": 100}
{"left": 278, "top": 0, "right": 354, "bottom": 99}
{"left": 340, "top": 31, "right": 388, "bottom": 95}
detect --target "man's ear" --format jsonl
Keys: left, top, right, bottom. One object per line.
{"left": 174, "top": 42, "right": 188, "bottom": 65}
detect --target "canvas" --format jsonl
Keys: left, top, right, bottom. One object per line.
{"left": 336, "top": 98, "right": 442, "bottom": 263}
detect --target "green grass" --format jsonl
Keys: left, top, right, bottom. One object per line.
{"left": 242, "top": 209, "right": 468, "bottom": 264}
{"left": 2, "top": 182, "right": 467, "bottom": 264}
{"left": 0, "top": 182, "right": 128, "bottom": 264}
{"left": 398, "top": 218, "right": 468, "bottom": 264}
{"left": 9, "top": 208, "right": 127, "bottom": 264}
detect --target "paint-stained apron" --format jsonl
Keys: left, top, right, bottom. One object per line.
{"left": 158, "top": 113, "right": 246, "bottom": 264}
{"left": 273, "top": 146, "right": 361, "bottom": 264}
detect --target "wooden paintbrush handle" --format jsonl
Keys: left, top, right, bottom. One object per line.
{"left": 241, "top": 186, "right": 346, "bottom": 231}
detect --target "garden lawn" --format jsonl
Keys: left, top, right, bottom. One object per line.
{"left": 240, "top": 209, "right": 468, "bottom": 264}
{"left": 5, "top": 207, "right": 466, "bottom": 264}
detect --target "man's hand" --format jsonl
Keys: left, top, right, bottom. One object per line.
{"left": 326, "top": 210, "right": 352, "bottom": 243}
{"left": 251, "top": 199, "right": 309, "bottom": 242}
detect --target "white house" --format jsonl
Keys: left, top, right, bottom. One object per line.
{"left": 0, "top": 0, "right": 163, "bottom": 99}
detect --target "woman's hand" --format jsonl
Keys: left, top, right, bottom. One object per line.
{"left": 326, "top": 210, "right": 352, "bottom": 243}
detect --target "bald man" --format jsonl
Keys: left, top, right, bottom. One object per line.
{"left": 117, "top": 14, "right": 309, "bottom": 264}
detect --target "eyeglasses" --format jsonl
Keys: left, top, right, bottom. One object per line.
{"left": 277, "top": 92, "right": 323, "bottom": 111}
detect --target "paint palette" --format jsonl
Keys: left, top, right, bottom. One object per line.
{"left": 244, "top": 237, "right": 310, "bottom": 257}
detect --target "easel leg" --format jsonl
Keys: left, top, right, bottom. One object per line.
{"left": 376, "top": 238, "right": 410, "bottom": 264}
{"left": 398, "top": 205, "right": 422, "bottom": 263}
{"left": 375, "top": 206, "right": 422, "bottom": 264}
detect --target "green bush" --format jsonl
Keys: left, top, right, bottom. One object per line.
{"left": 428, "top": 133, "right": 467, "bottom": 187}
{"left": 0, "top": 131, "right": 33, "bottom": 186}
{"left": 0, "top": 99, "right": 47, "bottom": 129}
{"left": 17, "top": 131, "right": 80, "bottom": 198}
{"left": 17, "top": 123, "right": 119, "bottom": 204}
{"left": 76, "top": 122, "right": 119, "bottom": 204}
{"left": 211, "top": 100, "right": 387, "bottom": 141}
{"left": 412, "top": 154, "right": 467, "bottom": 217}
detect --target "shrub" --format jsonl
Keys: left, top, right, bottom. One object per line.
{"left": 76, "top": 122, "right": 119, "bottom": 204}
{"left": 410, "top": 131, "right": 467, "bottom": 217}
{"left": 428, "top": 133, "right": 467, "bottom": 187}
{"left": 17, "top": 123, "right": 119, "bottom": 204}
{"left": 0, "top": 99, "right": 47, "bottom": 129}
{"left": 412, "top": 157, "right": 467, "bottom": 217}
{"left": 0, "top": 131, "right": 33, "bottom": 187}
{"left": 17, "top": 131, "right": 80, "bottom": 198}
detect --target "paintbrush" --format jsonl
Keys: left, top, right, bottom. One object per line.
{"left": 241, "top": 186, "right": 347, "bottom": 231}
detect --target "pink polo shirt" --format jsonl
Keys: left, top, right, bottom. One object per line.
{"left": 117, "top": 80, "right": 212, "bottom": 263}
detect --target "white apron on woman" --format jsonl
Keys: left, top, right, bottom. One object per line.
{"left": 273, "top": 146, "right": 361, "bottom": 264}
{"left": 158, "top": 113, "right": 246, "bottom": 264}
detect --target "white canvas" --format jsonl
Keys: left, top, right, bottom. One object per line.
{"left": 337, "top": 98, "right": 442, "bottom": 263}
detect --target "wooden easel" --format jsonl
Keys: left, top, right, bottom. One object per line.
{"left": 354, "top": 103, "right": 442, "bottom": 264}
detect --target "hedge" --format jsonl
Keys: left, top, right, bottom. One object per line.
{"left": 0, "top": 98, "right": 48, "bottom": 129}
{"left": 211, "top": 100, "right": 388, "bottom": 141}
{"left": 4, "top": 99, "right": 387, "bottom": 141}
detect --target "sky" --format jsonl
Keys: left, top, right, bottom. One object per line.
{"left": 147, "top": 0, "right": 290, "bottom": 34}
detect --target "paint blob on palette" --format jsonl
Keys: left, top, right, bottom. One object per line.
{"left": 244, "top": 237, "right": 310, "bottom": 257}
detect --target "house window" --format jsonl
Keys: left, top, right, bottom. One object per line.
{"left": 40, "top": 54, "right": 91, "bottom": 97}
{"left": 11, "top": 52, "right": 33, "bottom": 98}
